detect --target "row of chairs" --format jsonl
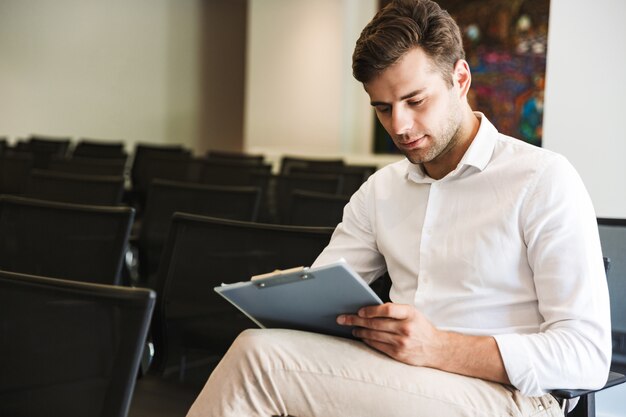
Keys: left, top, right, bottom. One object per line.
{"left": 0, "top": 140, "right": 374, "bottom": 224}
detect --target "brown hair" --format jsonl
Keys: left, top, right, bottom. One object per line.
{"left": 352, "top": 0, "right": 464, "bottom": 85}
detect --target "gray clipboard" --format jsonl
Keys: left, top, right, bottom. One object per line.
{"left": 214, "top": 260, "right": 383, "bottom": 338}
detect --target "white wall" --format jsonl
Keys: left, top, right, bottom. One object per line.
{"left": 0, "top": 0, "right": 200, "bottom": 151}
{"left": 244, "top": 0, "right": 398, "bottom": 166}
{"left": 542, "top": 0, "right": 626, "bottom": 218}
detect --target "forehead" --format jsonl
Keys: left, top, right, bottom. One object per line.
{"left": 364, "top": 47, "right": 444, "bottom": 100}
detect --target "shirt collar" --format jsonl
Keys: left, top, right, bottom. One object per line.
{"left": 406, "top": 112, "right": 497, "bottom": 183}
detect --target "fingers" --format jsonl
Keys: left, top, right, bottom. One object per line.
{"left": 337, "top": 303, "right": 413, "bottom": 326}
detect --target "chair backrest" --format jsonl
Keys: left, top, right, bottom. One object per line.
{"left": 73, "top": 140, "right": 127, "bottom": 159}
{"left": 289, "top": 189, "right": 349, "bottom": 227}
{"left": 290, "top": 164, "right": 377, "bottom": 195}
{"left": 0, "top": 152, "right": 33, "bottom": 195}
{"left": 131, "top": 153, "right": 200, "bottom": 206}
{"left": 279, "top": 155, "right": 344, "bottom": 176}
{"left": 597, "top": 218, "right": 626, "bottom": 367}
{"left": 205, "top": 150, "right": 265, "bottom": 164}
{"left": 26, "top": 169, "right": 125, "bottom": 206}
{"left": 137, "top": 179, "right": 262, "bottom": 286}
{"left": 48, "top": 155, "right": 128, "bottom": 177}
{"left": 19, "top": 136, "right": 71, "bottom": 168}
{"left": 0, "top": 195, "right": 134, "bottom": 285}
{"left": 272, "top": 173, "right": 342, "bottom": 224}
{"left": 130, "top": 143, "right": 190, "bottom": 191}
{"left": 198, "top": 159, "right": 272, "bottom": 187}
{"left": 0, "top": 270, "right": 155, "bottom": 417}
{"left": 151, "top": 213, "right": 334, "bottom": 371}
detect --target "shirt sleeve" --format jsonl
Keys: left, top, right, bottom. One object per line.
{"left": 493, "top": 155, "right": 612, "bottom": 397}
{"left": 312, "top": 178, "right": 387, "bottom": 284}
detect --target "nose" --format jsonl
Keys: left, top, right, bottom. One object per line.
{"left": 390, "top": 107, "right": 413, "bottom": 136}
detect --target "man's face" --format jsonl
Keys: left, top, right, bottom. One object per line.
{"left": 364, "top": 47, "right": 464, "bottom": 167}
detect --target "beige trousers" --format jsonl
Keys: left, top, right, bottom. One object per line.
{"left": 186, "top": 329, "right": 562, "bottom": 417}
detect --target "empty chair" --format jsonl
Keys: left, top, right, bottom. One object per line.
{"left": 130, "top": 152, "right": 199, "bottom": 214}
{"left": 0, "top": 152, "right": 33, "bottom": 195}
{"left": 48, "top": 155, "right": 128, "bottom": 177}
{"left": 137, "top": 179, "right": 262, "bottom": 288}
{"left": 0, "top": 195, "right": 134, "bottom": 285}
{"left": 291, "top": 164, "right": 377, "bottom": 195}
{"left": 206, "top": 150, "right": 265, "bottom": 164}
{"left": 289, "top": 189, "right": 350, "bottom": 227}
{"left": 150, "top": 213, "right": 334, "bottom": 374}
{"left": 198, "top": 159, "right": 272, "bottom": 187}
{"left": 26, "top": 169, "right": 125, "bottom": 206}
{"left": 268, "top": 174, "right": 342, "bottom": 224}
{"left": 279, "top": 155, "right": 344, "bottom": 176}
{"left": 16, "top": 136, "right": 71, "bottom": 169}
{"left": 130, "top": 143, "right": 190, "bottom": 190}
{"left": 26, "top": 135, "right": 72, "bottom": 154}
{"left": 73, "top": 139, "right": 127, "bottom": 159}
{"left": 0, "top": 269, "right": 155, "bottom": 417}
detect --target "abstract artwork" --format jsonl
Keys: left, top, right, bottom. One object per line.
{"left": 373, "top": 0, "right": 550, "bottom": 153}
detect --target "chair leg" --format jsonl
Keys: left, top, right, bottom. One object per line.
{"left": 568, "top": 393, "right": 595, "bottom": 417}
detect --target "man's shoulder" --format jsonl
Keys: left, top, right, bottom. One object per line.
{"left": 493, "top": 133, "right": 563, "bottom": 166}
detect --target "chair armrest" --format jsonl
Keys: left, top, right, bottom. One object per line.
{"left": 550, "top": 371, "right": 626, "bottom": 400}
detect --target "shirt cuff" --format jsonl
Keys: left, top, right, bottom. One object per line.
{"left": 493, "top": 333, "right": 544, "bottom": 397}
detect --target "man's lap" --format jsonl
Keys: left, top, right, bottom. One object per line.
{"left": 186, "top": 329, "right": 560, "bottom": 417}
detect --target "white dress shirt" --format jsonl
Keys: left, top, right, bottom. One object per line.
{"left": 313, "top": 114, "right": 612, "bottom": 397}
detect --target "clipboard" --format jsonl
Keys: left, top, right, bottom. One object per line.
{"left": 214, "top": 260, "right": 383, "bottom": 338}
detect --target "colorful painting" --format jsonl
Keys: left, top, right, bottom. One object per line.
{"left": 373, "top": 0, "right": 550, "bottom": 153}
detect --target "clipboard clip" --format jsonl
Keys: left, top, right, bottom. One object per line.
{"left": 251, "top": 266, "right": 314, "bottom": 288}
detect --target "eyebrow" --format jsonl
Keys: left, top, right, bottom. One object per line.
{"left": 370, "top": 89, "right": 426, "bottom": 107}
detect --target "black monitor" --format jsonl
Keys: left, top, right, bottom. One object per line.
{"left": 597, "top": 218, "right": 626, "bottom": 367}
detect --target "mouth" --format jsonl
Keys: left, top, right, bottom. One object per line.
{"left": 398, "top": 135, "right": 427, "bottom": 150}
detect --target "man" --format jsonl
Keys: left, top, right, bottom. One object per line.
{"left": 187, "top": 1, "right": 611, "bottom": 416}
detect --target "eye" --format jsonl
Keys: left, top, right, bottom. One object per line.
{"left": 374, "top": 105, "right": 391, "bottom": 114}
{"left": 408, "top": 99, "right": 425, "bottom": 107}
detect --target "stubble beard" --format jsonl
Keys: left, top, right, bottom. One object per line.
{"left": 403, "top": 107, "right": 463, "bottom": 166}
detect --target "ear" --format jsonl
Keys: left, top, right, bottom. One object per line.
{"left": 453, "top": 59, "right": 472, "bottom": 99}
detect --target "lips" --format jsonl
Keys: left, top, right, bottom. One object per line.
{"left": 398, "top": 135, "right": 426, "bottom": 149}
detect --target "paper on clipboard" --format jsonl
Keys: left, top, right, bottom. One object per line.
{"left": 214, "top": 259, "right": 383, "bottom": 338}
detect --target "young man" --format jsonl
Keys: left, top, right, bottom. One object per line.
{"left": 187, "top": 1, "right": 611, "bottom": 416}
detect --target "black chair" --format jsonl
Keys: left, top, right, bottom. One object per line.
{"left": 73, "top": 139, "right": 127, "bottom": 159}
{"left": 279, "top": 155, "right": 344, "bottom": 176}
{"left": 198, "top": 158, "right": 272, "bottom": 187}
{"left": 48, "top": 155, "right": 128, "bottom": 177}
{"left": 290, "top": 164, "right": 377, "bottom": 195}
{"left": 26, "top": 169, "right": 125, "bottom": 205}
{"left": 0, "top": 151, "right": 33, "bottom": 195}
{"left": 206, "top": 149, "right": 265, "bottom": 164}
{"left": 0, "top": 195, "right": 134, "bottom": 285}
{"left": 597, "top": 218, "right": 626, "bottom": 371}
{"left": 255, "top": 172, "right": 342, "bottom": 224}
{"left": 288, "top": 189, "right": 349, "bottom": 227}
{"left": 16, "top": 136, "right": 71, "bottom": 169}
{"left": 130, "top": 152, "right": 199, "bottom": 215}
{"left": 151, "top": 213, "right": 334, "bottom": 375}
{"left": 0, "top": 269, "right": 155, "bottom": 417}
{"left": 137, "top": 179, "right": 262, "bottom": 288}
{"left": 130, "top": 143, "right": 191, "bottom": 191}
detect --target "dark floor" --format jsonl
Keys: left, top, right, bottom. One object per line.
{"left": 128, "top": 356, "right": 220, "bottom": 417}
